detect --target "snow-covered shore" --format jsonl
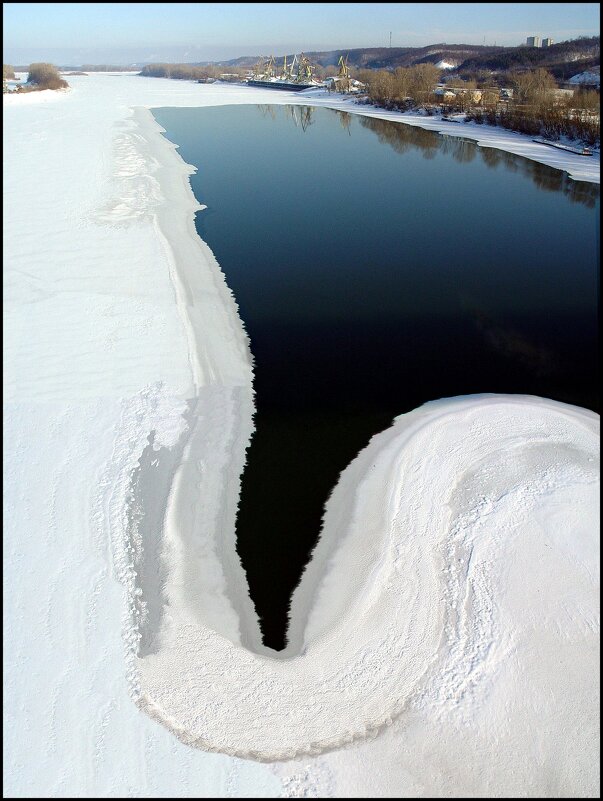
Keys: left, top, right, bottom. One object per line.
{"left": 4, "top": 73, "right": 600, "bottom": 796}
{"left": 4, "top": 75, "right": 601, "bottom": 183}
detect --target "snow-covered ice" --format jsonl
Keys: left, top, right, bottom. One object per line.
{"left": 4, "top": 73, "right": 600, "bottom": 797}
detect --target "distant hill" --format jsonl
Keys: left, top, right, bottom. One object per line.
{"left": 209, "top": 43, "right": 504, "bottom": 70}
{"left": 201, "top": 36, "right": 600, "bottom": 79}
{"left": 458, "top": 36, "right": 600, "bottom": 80}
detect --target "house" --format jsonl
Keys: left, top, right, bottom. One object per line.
{"left": 434, "top": 87, "right": 456, "bottom": 100}
{"left": 441, "top": 87, "right": 483, "bottom": 103}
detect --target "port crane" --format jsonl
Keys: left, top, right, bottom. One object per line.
{"left": 283, "top": 53, "right": 314, "bottom": 83}
{"left": 337, "top": 54, "right": 351, "bottom": 92}
{"left": 253, "top": 55, "right": 276, "bottom": 79}
{"left": 296, "top": 53, "right": 314, "bottom": 83}
{"left": 248, "top": 52, "right": 320, "bottom": 89}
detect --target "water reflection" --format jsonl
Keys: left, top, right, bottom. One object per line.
{"left": 335, "top": 109, "right": 353, "bottom": 135}
{"left": 257, "top": 104, "right": 277, "bottom": 121}
{"left": 259, "top": 105, "right": 598, "bottom": 207}
{"left": 282, "top": 104, "right": 314, "bottom": 131}
{"left": 357, "top": 114, "right": 440, "bottom": 159}
{"left": 357, "top": 114, "right": 598, "bottom": 208}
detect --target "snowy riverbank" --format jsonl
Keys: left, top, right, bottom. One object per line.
{"left": 4, "top": 73, "right": 600, "bottom": 796}
{"left": 4, "top": 75, "right": 600, "bottom": 183}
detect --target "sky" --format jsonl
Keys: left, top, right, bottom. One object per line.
{"left": 3, "top": 2, "right": 601, "bottom": 65}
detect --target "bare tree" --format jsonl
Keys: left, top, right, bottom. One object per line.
{"left": 407, "top": 63, "right": 440, "bottom": 106}
{"left": 511, "top": 68, "right": 556, "bottom": 106}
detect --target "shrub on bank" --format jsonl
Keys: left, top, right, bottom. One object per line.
{"left": 26, "top": 63, "right": 68, "bottom": 90}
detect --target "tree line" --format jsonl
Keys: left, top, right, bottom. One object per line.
{"left": 140, "top": 63, "right": 247, "bottom": 81}
{"left": 358, "top": 65, "right": 600, "bottom": 146}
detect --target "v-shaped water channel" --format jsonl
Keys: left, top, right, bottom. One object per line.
{"left": 153, "top": 103, "right": 599, "bottom": 650}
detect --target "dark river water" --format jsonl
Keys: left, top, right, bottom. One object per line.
{"left": 153, "top": 104, "right": 599, "bottom": 651}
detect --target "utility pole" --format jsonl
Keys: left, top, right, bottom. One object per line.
{"left": 389, "top": 31, "right": 392, "bottom": 48}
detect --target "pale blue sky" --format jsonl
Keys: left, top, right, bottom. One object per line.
{"left": 3, "top": 3, "right": 600, "bottom": 64}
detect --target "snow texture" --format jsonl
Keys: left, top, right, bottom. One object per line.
{"left": 568, "top": 70, "right": 600, "bottom": 86}
{"left": 4, "top": 73, "right": 600, "bottom": 797}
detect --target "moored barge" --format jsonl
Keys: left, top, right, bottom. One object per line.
{"left": 246, "top": 54, "right": 324, "bottom": 92}
{"left": 246, "top": 78, "right": 317, "bottom": 91}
